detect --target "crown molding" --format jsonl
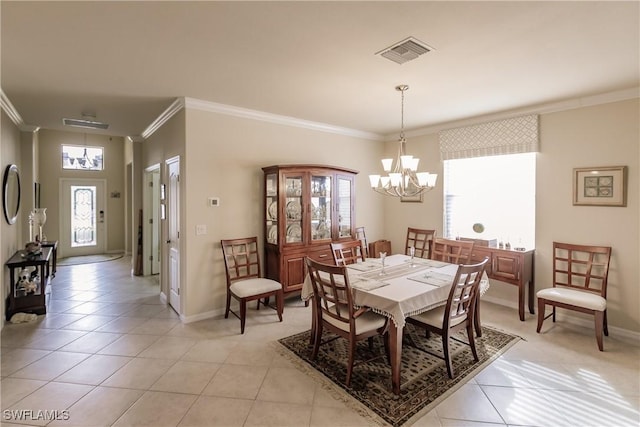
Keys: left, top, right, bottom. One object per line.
{"left": 0, "top": 88, "right": 25, "bottom": 127}
{"left": 184, "top": 97, "right": 383, "bottom": 141}
{"left": 139, "top": 98, "right": 185, "bottom": 140}
{"left": 400, "top": 86, "right": 640, "bottom": 140}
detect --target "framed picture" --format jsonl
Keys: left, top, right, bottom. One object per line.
{"left": 573, "top": 166, "right": 627, "bottom": 207}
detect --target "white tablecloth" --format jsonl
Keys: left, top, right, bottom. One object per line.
{"left": 302, "top": 254, "right": 489, "bottom": 329}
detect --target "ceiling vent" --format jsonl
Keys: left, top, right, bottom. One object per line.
{"left": 63, "top": 117, "right": 109, "bottom": 130}
{"left": 376, "top": 37, "right": 434, "bottom": 65}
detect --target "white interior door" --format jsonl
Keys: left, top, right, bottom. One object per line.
{"left": 166, "top": 157, "right": 181, "bottom": 314}
{"left": 59, "top": 178, "right": 107, "bottom": 257}
{"left": 143, "top": 166, "right": 161, "bottom": 276}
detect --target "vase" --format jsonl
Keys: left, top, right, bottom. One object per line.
{"left": 31, "top": 208, "right": 47, "bottom": 242}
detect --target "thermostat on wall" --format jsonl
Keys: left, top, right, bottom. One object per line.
{"left": 208, "top": 197, "right": 220, "bottom": 207}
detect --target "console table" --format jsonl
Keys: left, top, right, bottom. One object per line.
{"left": 470, "top": 246, "right": 535, "bottom": 321}
{"left": 40, "top": 240, "right": 58, "bottom": 277}
{"left": 5, "top": 247, "right": 52, "bottom": 320}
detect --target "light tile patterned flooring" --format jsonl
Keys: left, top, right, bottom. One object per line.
{"left": 1, "top": 256, "right": 639, "bottom": 426}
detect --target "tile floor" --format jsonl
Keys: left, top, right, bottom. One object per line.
{"left": 1, "top": 256, "right": 639, "bottom": 427}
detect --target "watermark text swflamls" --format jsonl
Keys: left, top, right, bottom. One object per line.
{"left": 3, "top": 409, "right": 70, "bottom": 421}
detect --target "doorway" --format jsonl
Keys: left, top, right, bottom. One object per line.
{"left": 143, "top": 165, "right": 161, "bottom": 276}
{"left": 166, "top": 156, "right": 181, "bottom": 315}
{"left": 59, "top": 178, "right": 107, "bottom": 258}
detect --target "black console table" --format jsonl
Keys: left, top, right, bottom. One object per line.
{"left": 5, "top": 247, "right": 52, "bottom": 320}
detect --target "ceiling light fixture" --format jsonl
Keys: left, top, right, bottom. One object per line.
{"left": 369, "top": 85, "right": 437, "bottom": 198}
{"left": 62, "top": 112, "right": 109, "bottom": 130}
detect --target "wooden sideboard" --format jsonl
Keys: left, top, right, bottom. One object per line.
{"left": 469, "top": 246, "right": 535, "bottom": 321}
{"left": 5, "top": 247, "right": 52, "bottom": 320}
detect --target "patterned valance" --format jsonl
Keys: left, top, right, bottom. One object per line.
{"left": 439, "top": 114, "right": 539, "bottom": 160}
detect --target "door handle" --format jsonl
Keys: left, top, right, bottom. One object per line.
{"left": 166, "top": 240, "right": 171, "bottom": 244}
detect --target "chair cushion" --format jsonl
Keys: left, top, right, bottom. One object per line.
{"left": 537, "top": 287, "right": 606, "bottom": 311}
{"left": 323, "top": 304, "right": 387, "bottom": 334}
{"left": 410, "top": 305, "right": 467, "bottom": 329}
{"left": 230, "top": 278, "right": 282, "bottom": 298}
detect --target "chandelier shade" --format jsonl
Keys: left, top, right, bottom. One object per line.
{"left": 369, "top": 85, "right": 437, "bottom": 198}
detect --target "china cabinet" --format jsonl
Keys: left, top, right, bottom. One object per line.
{"left": 262, "top": 164, "right": 357, "bottom": 297}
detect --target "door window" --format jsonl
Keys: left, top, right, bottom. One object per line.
{"left": 71, "top": 185, "right": 97, "bottom": 247}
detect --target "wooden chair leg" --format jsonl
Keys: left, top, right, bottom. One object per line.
{"left": 225, "top": 292, "right": 231, "bottom": 318}
{"left": 552, "top": 306, "right": 556, "bottom": 322}
{"left": 595, "top": 310, "right": 604, "bottom": 351}
{"left": 346, "top": 339, "right": 356, "bottom": 386}
{"left": 240, "top": 299, "right": 247, "bottom": 334}
{"left": 467, "top": 323, "right": 479, "bottom": 362}
{"left": 443, "top": 334, "right": 453, "bottom": 379}
{"left": 368, "top": 336, "right": 374, "bottom": 351}
{"left": 603, "top": 310, "right": 609, "bottom": 336}
{"left": 276, "top": 291, "right": 283, "bottom": 322}
{"left": 536, "top": 298, "right": 546, "bottom": 333}
{"left": 311, "top": 322, "right": 322, "bottom": 360}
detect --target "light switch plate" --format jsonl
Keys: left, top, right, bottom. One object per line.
{"left": 196, "top": 224, "right": 207, "bottom": 235}
{"left": 208, "top": 197, "right": 220, "bottom": 207}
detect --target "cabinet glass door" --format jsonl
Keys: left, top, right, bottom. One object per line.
{"left": 310, "top": 175, "right": 331, "bottom": 242}
{"left": 337, "top": 176, "right": 353, "bottom": 238}
{"left": 265, "top": 173, "right": 278, "bottom": 244}
{"left": 284, "top": 176, "right": 303, "bottom": 243}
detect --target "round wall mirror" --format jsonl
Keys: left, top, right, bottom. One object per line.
{"left": 3, "top": 164, "right": 21, "bottom": 225}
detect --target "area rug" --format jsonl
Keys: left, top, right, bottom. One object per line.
{"left": 277, "top": 324, "right": 520, "bottom": 427}
{"left": 58, "top": 253, "right": 124, "bottom": 266}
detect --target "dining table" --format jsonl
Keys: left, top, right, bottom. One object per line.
{"left": 301, "top": 253, "right": 489, "bottom": 395}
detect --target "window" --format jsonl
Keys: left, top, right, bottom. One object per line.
{"left": 62, "top": 145, "right": 104, "bottom": 170}
{"left": 444, "top": 153, "right": 536, "bottom": 249}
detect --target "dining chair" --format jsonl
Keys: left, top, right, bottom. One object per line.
{"left": 430, "top": 238, "right": 474, "bottom": 264}
{"left": 407, "top": 257, "right": 489, "bottom": 379}
{"left": 405, "top": 227, "right": 436, "bottom": 259}
{"left": 306, "top": 257, "right": 389, "bottom": 386}
{"left": 536, "top": 242, "right": 612, "bottom": 351}
{"left": 331, "top": 240, "right": 366, "bottom": 266}
{"left": 355, "top": 226, "right": 369, "bottom": 257}
{"left": 220, "top": 237, "right": 284, "bottom": 334}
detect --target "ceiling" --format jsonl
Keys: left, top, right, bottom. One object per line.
{"left": 2, "top": 1, "right": 638, "bottom": 139}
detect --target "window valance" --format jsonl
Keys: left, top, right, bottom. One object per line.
{"left": 439, "top": 114, "right": 539, "bottom": 160}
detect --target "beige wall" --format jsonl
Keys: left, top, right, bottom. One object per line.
{"left": 385, "top": 98, "right": 639, "bottom": 332}
{"left": 38, "top": 129, "right": 126, "bottom": 255}
{"left": 536, "top": 99, "right": 639, "bottom": 331}
{"left": 1, "top": 110, "right": 24, "bottom": 327}
{"left": 181, "top": 108, "right": 384, "bottom": 318}
{"left": 142, "top": 110, "right": 186, "bottom": 300}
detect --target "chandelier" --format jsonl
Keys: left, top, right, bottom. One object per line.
{"left": 369, "top": 85, "right": 437, "bottom": 197}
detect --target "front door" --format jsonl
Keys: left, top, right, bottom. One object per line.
{"left": 59, "top": 178, "right": 107, "bottom": 257}
{"left": 166, "top": 157, "right": 181, "bottom": 314}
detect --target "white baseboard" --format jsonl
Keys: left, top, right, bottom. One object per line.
{"left": 181, "top": 308, "right": 225, "bottom": 324}
{"left": 159, "top": 292, "right": 167, "bottom": 304}
{"left": 482, "top": 295, "right": 640, "bottom": 344}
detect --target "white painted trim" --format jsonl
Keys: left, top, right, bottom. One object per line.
{"left": 0, "top": 88, "right": 24, "bottom": 127}
{"left": 483, "top": 295, "right": 640, "bottom": 345}
{"left": 159, "top": 291, "right": 167, "bottom": 305}
{"left": 140, "top": 98, "right": 185, "bottom": 140}
{"left": 402, "top": 86, "right": 640, "bottom": 140}
{"left": 184, "top": 97, "right": 383, "bottom": 141}
{"left": 181, "top": 308, "right": 225, "bottom": 324}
